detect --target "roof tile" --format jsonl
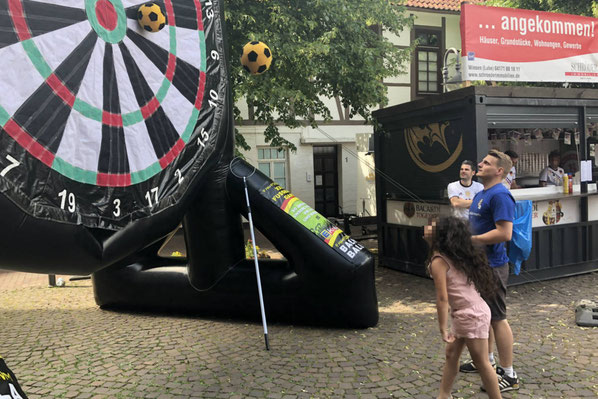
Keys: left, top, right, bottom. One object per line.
{"left": 405, "top": 0, "right": 484, "bottom": 12}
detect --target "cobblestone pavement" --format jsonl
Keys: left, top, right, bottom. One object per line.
{"left": 0, "top": 265, "right": 597, "bottom": 399}
{"left": 0, "top": 271, "right": 73, "bottom": 292}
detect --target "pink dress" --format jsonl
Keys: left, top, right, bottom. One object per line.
{"left": 432, "top": 253, "right": 491, "bottom": 339}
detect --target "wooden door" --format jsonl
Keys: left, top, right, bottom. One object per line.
{"left": 313, "top": 145, "right": 339, "bottom": 217}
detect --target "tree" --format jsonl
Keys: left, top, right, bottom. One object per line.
{"left": 224, "top": 0, "right": 413, "bottom": 150}
{"left": 486, "top": 1, "right": 597, "bottom": 19}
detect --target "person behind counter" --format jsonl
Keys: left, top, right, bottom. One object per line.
{"left": 539, "top": 150, "right": 565, "bottom": 187}
{"left": 502, "top": 151, "right": 519, "bottom": 189}
{"left": 447, "top": 160, "right": 484, "bottom": 220}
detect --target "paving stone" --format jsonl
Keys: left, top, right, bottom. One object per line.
{"left": 0, "top": 267, "right": 597, "bottom": 398}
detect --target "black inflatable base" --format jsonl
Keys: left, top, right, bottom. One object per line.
{"left": 92, "top": 259, "right": 379, "bottom": 328}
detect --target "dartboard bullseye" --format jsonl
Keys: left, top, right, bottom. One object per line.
{"left": 96, "top": 0, "right": 119, "bottom": 31}
{"left": 0, "top": 0, "right": 226, "bottom": 229}
{"left": 86, "top": 0, "right": 127, "bottom": 43}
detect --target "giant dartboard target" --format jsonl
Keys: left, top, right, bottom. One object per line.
{"left": 0, "top": 0, "right": 227, "bottom": 230}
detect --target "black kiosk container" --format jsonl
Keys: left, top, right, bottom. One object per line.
{"left": 373, "top": 86, "right": 598, "bottom": 284}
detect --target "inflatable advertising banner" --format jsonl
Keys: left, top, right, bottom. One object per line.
{"left": 260, "top": 182, "right": 367, "bottom": 262}
{"left": 461, "top": 4, "right": 598, "bottom": 82}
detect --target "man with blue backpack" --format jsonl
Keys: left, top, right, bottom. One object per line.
{"left": 462, "top": 150, "right": 520, "bottom": 393}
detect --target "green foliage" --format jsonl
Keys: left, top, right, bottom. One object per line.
{"left": 486, "top": 0, "right": 597, "bottom": 19}
{"left": 224, "top": 0, "right": 413, "bottom": 150}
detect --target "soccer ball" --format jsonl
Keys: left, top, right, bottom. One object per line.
{"left": 241, "top": 41, "right": 272, "bottom": 75}
{"left": 137, "top": 3, "right": 166, "bottom": 33}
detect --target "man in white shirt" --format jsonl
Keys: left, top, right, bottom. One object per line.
{"left": 539, "top": 150, "right": 565, "bottom": 186}
{"left": 447, "top": 160, "right": 484, "bottom": 219}
{"left": 502, "top": 150, "right": 519, "bottom": 189}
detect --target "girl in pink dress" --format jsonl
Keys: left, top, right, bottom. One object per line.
{"left": 424, "top": 216, "right": 502, "bottom": 399}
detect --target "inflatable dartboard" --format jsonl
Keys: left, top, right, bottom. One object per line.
{"left": 0, "top": 0, "right": 227, "bottom": 230}
{"left": 0, "top": 0, "right": 379, "bottom": 331}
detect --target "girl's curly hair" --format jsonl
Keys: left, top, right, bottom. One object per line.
{"left": 426, "top": 216, "right": 497, "bottom": 299}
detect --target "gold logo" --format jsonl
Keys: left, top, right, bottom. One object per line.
{"left": 477, "top": 198, "right": 484, "bottom": 209}
{"left": 405, "top": 121, "right": 463, "bottom": 173}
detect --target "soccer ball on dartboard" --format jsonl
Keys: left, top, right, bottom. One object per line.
{"left": 137, "top": 3, "right": 166, "bottom": 33}
{"left": 241, "top": 41, "right": 273, "bottom": 75}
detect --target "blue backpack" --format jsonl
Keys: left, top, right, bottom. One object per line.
{"left": 508, "top": 200, "right": 533, "bottom": 275}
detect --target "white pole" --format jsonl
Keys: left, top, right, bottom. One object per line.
{"left": 243, "top": 177, "right": 270, "bottom": 350}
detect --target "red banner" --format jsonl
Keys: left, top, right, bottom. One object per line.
{"left": 460, "top": 4, "right": 598, "bottom": 82}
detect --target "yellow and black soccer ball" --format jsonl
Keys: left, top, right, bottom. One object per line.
{"left": 137, "top": 3, "right": 166, "bottom": 33}
{"left": 241, "top": 41, "right": 273, "bottom": 75}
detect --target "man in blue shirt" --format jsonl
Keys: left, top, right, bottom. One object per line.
{"left": 463, "top": 150, "right": 519, "bottom": 392}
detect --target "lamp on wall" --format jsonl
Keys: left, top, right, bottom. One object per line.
{"left": 442, "top": 48, "right": 462, "bottom": 92}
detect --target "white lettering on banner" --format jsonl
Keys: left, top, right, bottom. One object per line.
{"left": 533, "top": 39, "right": 561, "bottom": 49}
{"left": 501, "top": 15, "right": 595, "bottom": 38}
{"left": 563, "top": 41, "right": 582, "bottom": 49}
{"left": 462, "top": 4, "right": 598, "bottom": 83}
{"left": 480, "top": 36, "right": 498, "bottom": 44}
{"left": 501, "top": 37, "right": 532, "bottom": 46}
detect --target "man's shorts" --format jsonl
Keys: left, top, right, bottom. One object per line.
{"left": 485, "top": 263, "right": 509, "bottom": 321}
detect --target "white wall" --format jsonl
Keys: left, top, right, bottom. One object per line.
{"left": 355, "top": 133, "right": 376, "bottom": 216}
{"left": 238, "top": 125, "right": 315, "bottom": 207}
{"left": 288, "top": 139, "right": 316, "bottom": 206}
{"left": 339, "top": 143, "right": 358, "bottom": 214}
{"left": 301, "top": 125, "right": 372, "bottom": 214}
{"left": 238, "top": 124, "right": 371, "bottom": 214}
{"left": 382, "top": 11, "right": 462, "bottom": 100}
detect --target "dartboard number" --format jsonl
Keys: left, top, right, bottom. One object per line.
{"left": 0, "top": 155, "right": 20, "bottom": 177}
{"left": 113, "top": 199, "right": 121, "bottom": 217}
{"left": 175, "top": 169, "right": 184, "bottom": 184}
{"left": 0, "top": 382, "right": 24, "bottom": 399}
{"left": 207, "top": 89, "right": 219, "bottom": 108}
{"left": 58, "top": 190, "right": 76, "bottom": 213}
{"left": 197, "top": 128, "right": 210, "bottom": 148}
{"left": 145, "top": 187, "right": 159, "bottom": 207}
{"left": 204, "top": 0, "right": 214, "bottom": 19}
